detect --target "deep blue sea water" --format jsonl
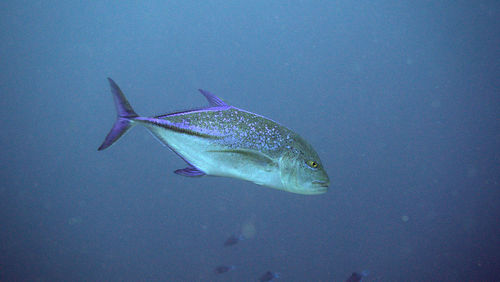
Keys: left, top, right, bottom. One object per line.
{"left": 1, "top": 1, "right": 499, "bottom": 281}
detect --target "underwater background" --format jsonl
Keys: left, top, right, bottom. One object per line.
{"left": 1, "top": 1, "right": 499, "bottom": 281}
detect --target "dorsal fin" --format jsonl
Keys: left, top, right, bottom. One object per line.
{"left": 198, "top": 89, "right": 229, "bottom": 107}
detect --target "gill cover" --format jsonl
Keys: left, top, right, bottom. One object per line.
{"left": 279, "top": 150, "right": 299, "bottom": 192}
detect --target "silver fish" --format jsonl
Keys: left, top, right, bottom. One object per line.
{"left": 99, "top": 78, "right": 329, "bottom": 195}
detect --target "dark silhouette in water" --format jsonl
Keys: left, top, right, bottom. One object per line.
{"left": 214, "top": 265, "right": 235, "bottom": 274}
{"left": 259, "top": 270, "right": 280, "bottom": 281}
{"left": 224, "top": 233, "right": 244, "bottom": 246}
{"left": 345, "top": 271, "right": 368, "bottom": 282}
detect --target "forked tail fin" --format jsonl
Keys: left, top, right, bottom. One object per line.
{"left": 98, "top": 78, "right": 139, "bottom": 151}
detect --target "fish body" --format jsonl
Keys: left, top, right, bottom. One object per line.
{"left": 214, "top": 265, "right": 235, "bottom": 274}
{"left": 99, "top": 78, "right": 329, "bottom": 195}
{"left": 345, "top": 271, "right": 369, "bottom": 282}
{"left": 224, "top": 234, "right": 244, "bottom": 247}
{"left": 259, "top": 271, "right": 280, "bottom": 281}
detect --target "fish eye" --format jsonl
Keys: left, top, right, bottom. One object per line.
{"left": 307, "top": 160, "right": 319, "bottom": 169}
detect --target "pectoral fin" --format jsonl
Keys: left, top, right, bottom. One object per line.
{"left": 174, "top": 166, "right": 206, "bottom": 177}
{"left": 207, "top": 149, "right": 276, "bottom": 171}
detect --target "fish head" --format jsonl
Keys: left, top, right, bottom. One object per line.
{"left": 279, "top": 138, "right": 330, "bottom": 195}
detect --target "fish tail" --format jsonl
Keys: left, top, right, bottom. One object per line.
{"left": 98, "top": 78, "right": 139, "bottom": 151}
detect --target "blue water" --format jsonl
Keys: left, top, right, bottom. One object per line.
{"left": 1, "top": 1, "right": 499, "bottom": 281}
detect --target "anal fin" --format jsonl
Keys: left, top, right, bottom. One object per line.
{"left": 174, "top": 166, "right": 206, "bottom": 177}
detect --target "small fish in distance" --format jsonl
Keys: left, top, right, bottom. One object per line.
{"left": 214, "top": 265, "right": 235, "bottom": 274}
{"left": 345, "top": 270, "right": 369, "bottom": 282}
{"left": 259, "top": 271, "right": 280, "bottom": 281}
{"left": 224, "top": 234, "right": 244, "bottom": 247}
{"left": 98, "top": 78, "right": 330, "bottom": 195}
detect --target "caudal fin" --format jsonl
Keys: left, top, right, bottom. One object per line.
{"left": 98, "top": 78, "right": 139, "bottom": 151}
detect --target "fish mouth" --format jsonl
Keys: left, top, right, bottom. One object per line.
{"left": 312, "top": 180, "right": 329, "bottom": 188}
{"left": 310, "top": 181, "right": 329, "bottom": 194}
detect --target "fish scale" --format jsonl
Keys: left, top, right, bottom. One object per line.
{"left": 161, "top": 107, "right": 291, "bottom": 156}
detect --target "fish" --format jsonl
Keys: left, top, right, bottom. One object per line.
{"left": 259, "top": 271, "right": 280, "bottom": 281}
{"left": 214, "top": 265, "right": 235, "bottom": 274}
{"left": 98, "top": 78, "right": 330, "bottom": 195}
{"left": 345, "top": 271, "right": 369, "bottom": 282}
{"left": 224, "top": 233, "right": 244, "bottom": 247}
